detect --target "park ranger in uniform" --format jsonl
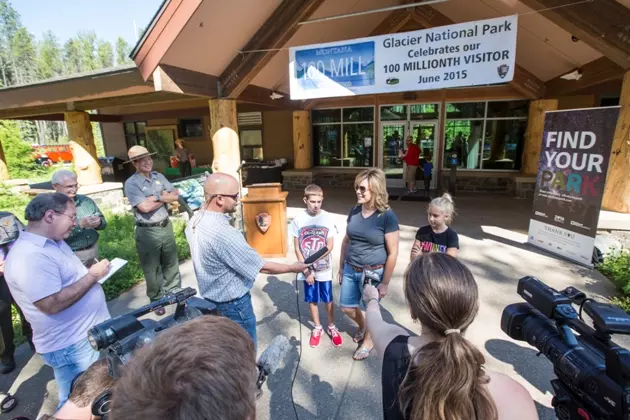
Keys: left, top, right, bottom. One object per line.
{"left": 124, "top": 146, "right": 181, "bottom": 314}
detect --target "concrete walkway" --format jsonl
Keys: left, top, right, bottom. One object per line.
{"left": 0, "top": 190, "right": 621, "bottom": 420}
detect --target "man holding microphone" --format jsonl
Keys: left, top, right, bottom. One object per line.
{"left": 185, "top": 173, "right": 308, "bottom": 350}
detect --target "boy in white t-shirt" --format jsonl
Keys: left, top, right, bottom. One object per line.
{"left": 290, "top": 185, "right": 343, "bottom": 348}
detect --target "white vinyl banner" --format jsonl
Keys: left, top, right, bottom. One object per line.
{"left": 289, "top": 15, "right": 518, "bottom": 100}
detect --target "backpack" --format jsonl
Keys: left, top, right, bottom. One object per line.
{"left": 0, "top": 212, "right": 24, "bottom": 246}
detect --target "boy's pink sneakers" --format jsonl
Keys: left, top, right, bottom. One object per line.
{"left": 309, "top": 327, "right": 323, "bottom": 347}
{"left": 309, "top": 325, "right": 344, "bottom": 347}
{"left": 328, "top": 325, "right": 343, "bottom": 347}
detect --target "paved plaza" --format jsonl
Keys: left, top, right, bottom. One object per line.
{"left": 0, "top": 190, "right": 621, "bottom": 420}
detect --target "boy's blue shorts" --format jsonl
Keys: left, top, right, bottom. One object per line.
{"left": 304, "top": 280, "right": 333, "bottom": 304}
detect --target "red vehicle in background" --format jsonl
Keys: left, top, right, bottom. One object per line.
{"left": 32, "top": 145, "right": 74, "bottom": 167}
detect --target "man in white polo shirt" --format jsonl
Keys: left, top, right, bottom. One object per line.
{"left": 4, "top": 193, "right": 111, "bottom": 407}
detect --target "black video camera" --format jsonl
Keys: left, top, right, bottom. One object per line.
{"left": 87, "top": 287, "right": 217, "bottom": 379}
{"left": 502, "top": 276, "right": 630, "bottom": 420}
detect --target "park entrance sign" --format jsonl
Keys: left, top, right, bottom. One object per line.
{"left": 527, "top": 107, "right": 619, "bottom": 267}
{"left": 289, "top": 15, "right": 517, "bottom": 100}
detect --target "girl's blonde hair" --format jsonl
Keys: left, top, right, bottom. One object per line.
{"left": 355, "top": 168, "right": 389, "bottom": 213}
{"left": 428, "top": 193, "right": 456, "bottom": 224}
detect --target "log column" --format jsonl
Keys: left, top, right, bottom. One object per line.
{"left": 602, "top": 71, "right": 630, "bottom": 213}
{"left": 293, "top": 110, "right": 312, "bottom": 169}
{"left": 0, "top": 140, "right": 9, "bottom": 181}
{"left": 209, "top": 99, "right": 241, "bottom": 180}
{"left": 64, "top": 112, "right": 102, "bottom": 186}
{"left": 521, "top": 99, "right": 558, "bottom": 176}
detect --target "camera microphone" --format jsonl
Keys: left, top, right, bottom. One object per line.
{"left": 256, "top": 335, "right": 291, "bottom": 393}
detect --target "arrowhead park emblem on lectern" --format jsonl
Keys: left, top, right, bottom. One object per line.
{"left": 256, "top": 213, "right": 271, "bottom": 233}
{"left": 497, "top": 64, "right": 509, "bottom": 79}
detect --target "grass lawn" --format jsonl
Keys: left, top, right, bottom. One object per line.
{"left": 0, "top": 187, "right": 190, "bottom": 345}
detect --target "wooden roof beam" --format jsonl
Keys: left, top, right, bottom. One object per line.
{"left": 518, "top": 0, "right": 630, "bottom": 70}
{"left": 153, "top": 64, "right": 218, "bottom": 97}
{"left": 545, "top": 56, "right": 625, "bottom": 97}
{"left": 237, "top": 85, "right": 304, "bottom": 110}
{"left": 218, "top": 0, "right": 325, "bottom": 99}
{"left": 410, "top": 7, "right": 546, "bottom": 98}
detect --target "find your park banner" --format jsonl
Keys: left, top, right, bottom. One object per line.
{"left": 289, "top": 15, "right": 517, "bottom": 100}
{"left": 528, "top": 107, "right": 620, "bottom": 267}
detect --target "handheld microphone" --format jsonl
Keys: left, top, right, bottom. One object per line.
{"left": 304, "top": 246, "right": 328, "bottom": 265}
{"left": 256, "top": 335, "right": 291, "bottom": 395}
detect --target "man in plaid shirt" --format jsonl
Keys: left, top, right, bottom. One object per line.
{"left": 185, "top": 173, "right": 307, "bottom": 350}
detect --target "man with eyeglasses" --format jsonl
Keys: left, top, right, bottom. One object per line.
{"left": 4, "top": 193, "right": 111, "bottom": 407}
{"left": 52, "top": 170, "right": 107, "bottom": 268}
{"left": 185, "top": 173, "right": 308, "bottom": 349}
{"left": 124, "top": 146, "right": 181, "bottom": 313}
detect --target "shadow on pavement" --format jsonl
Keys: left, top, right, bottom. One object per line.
{"left": 2, "top": 363, "right": 53, "bottom": 420}
{"left": 485, "top": 339, "right": 556, "bottom": 419}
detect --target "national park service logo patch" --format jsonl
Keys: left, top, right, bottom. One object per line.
{"left": 256, "top": 213, "right": 271, "bottom": 233}
{"left": 497, "top": 64, "right": 509, "bottom": 79}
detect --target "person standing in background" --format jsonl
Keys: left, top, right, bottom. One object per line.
{"left": 0, "top": 212, "right": 32, "bottom": 375}
{"left": 399, "top": 136, "right": 420, "bottom": 194}
{"left": 175, "top": 139, "right": 192, "bottom": 178}
{"left": 52, "top": 170, "right": 107, "bottom": 268}
{"left": 124, "top": 146, "right": 181, "bottom": 314}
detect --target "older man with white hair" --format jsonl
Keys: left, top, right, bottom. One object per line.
{"left": 52, "top": 169, "right": 107, "bottom": 267}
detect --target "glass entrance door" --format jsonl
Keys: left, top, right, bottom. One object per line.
{"left": 380, "top": 122, "right": 438, "bottom": 189}
{"left": 409, "top": 122, "right": 438, "bottom": 190}
{"left": 381, "top": 123, "right": 405, "bottom": 187}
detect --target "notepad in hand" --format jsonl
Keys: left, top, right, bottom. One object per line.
{"left": 98, "top": 258, "right": 128, "bottom": 284}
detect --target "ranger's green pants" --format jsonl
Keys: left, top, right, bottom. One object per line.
{"left": 134, "top": 220, "right": 181, "bottom": 301}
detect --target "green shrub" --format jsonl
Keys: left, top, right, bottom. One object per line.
{"left": 598, "top": 249, "right": 630, "bottom": 312}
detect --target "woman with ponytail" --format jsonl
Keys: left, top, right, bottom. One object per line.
{"left": 363, "top": 253, "right": 538, "bottom": 420}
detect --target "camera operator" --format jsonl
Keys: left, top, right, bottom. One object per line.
{"left": 4, "top": 193, "right": 111, "bottom": 407}
{"left": 363, "top": 253, "right": 538, "bottom": 420}
{"left": 39, "top": 359, "right": 116, "bottom": 420}
{"left": 110, "top": 315, "right": 257, "bottom": 420}
{"left": 185, "top": 173, "right": 308, "bottom": 350}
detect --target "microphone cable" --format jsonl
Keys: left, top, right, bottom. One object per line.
{"left": 290, "top": 274, "right": 302, "bottom": 420}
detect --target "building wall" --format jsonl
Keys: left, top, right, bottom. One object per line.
{"left": 101, "top": 122, "right": 127, "bottom": 159}
{"left": 557, "top": 95, "right": 596, "bottom": 110}
{"left": 262, "top": 110, "right": 293, "bottom": 165}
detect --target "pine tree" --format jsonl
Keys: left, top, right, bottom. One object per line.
{"left": 96, "top": 39, "right": 113, "bottom": 68}
{"left": 37, "top": 30, "right": 62, "bottom": 79}
{"left": 77, "top": 31, "right": 97, "bottom": 71}
{"left": 63, "top": 37, "right": 81, "bottom": 75}
{"left": 115, "top": 36, "right": 132, "bottom": 65}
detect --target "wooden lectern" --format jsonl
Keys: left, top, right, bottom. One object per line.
{"left": 241, "top": 183, "right": 288, "bottom": 258}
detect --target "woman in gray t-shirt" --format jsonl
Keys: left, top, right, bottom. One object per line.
{"left": 337, "top": 168, "right": 400, "bottom": 361}
{"left": 175, "top": 139, "right": 191, "bottom": 178}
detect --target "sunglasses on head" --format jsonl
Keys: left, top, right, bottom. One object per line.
{"left": 355, "top": 185, "right": 367, "bottom": 194}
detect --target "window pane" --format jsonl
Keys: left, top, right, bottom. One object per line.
{"left": 486, "top": 100, "right": 529, "bottom": 118}
{"left": 313, "top": 125, "right": 341, "bottom": 167}
{"left": 443, "top": 120, "right": 484, "bottom": 169}
{"left": 446, "top": 102, "right": 485, "bottom": 119}
{"left": 137, "top": 134, "right": 147, "bottom": 147}
{"left": 409, "top": 103, "right": 439, "bottom": 120}
{"left": 343, "top": 123, "right": 374, "bottom": 167}
{"left": 312, "top": 109, "right": 341, "bottom": 124}
{"left": 380, "top": 105, "right": 407, "bottom": 121}
{"left": 343, "top": 107, "right": 374, "bottom": 122}
{"left": 136, "top": 122, "right": 146, "bottom": 134}
{"left": 125, "top": 135, "right": 137, "bottom": 149}
{"left": 124, "top": 122, "right": 136, "bottom": 135}
{"left": 482, "top": 119, "right": 527, "bottom": 170}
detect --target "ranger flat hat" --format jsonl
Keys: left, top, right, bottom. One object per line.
{"left": 125, "top": 145, "right": 156, "bottom": 163}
